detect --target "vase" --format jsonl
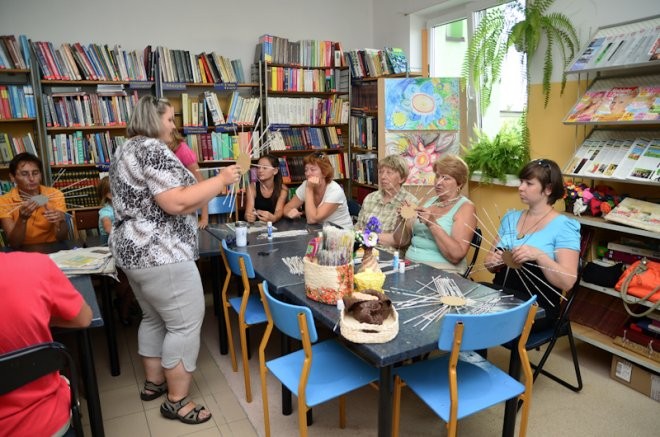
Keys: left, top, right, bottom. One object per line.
{"left": 359, "top": 247, "right": 381, "bottom": 274}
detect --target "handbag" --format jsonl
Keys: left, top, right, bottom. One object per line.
{"left": 614, "top": 258, "right": 660, "bottom": 317}
{"left": 582, "top": 261, "right": 625, "bottom": 288}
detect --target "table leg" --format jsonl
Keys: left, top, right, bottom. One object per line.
{"left": 503, "top": 348, "right": 521, "bottom": 437}
{"left": 212, "top": 256, "right": 228, "bottom": 355}
{"left": 378, "top": 365, "right": 393, "bottom": 437}
{"left": 101, "top": 277, "right": 120, "bottom": 376}
{"left": 78, "top": 330, "right": 105, "bottom": 437}
{"left": 281, "top": 332, "right": 292, "bottom": 416}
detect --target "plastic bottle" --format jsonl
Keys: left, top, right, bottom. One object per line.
{"left": 392, "top": 250, "right": 400, "bottom": 270}
{"left": 399, "top": 261, "right": 406, "bottom": 274}
{"left": 267, "top": 221, "right": 273, "bottom": 240}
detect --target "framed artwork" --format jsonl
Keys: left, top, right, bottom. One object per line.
{"left": 384, "top": 78, "right": 460, "bottom": 130}
{"left": 385, "top": 131, "right": 459, "bottom": 185}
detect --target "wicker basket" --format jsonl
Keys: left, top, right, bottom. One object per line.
{"left": 303, "top": 257, "right": 354, "bottom": 305}
{"left": 340, "top": 307, "right": 399, "bottom": 344}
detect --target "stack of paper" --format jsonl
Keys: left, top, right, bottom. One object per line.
{"left": 49, "top": 247, "right": 115, "bottom": 276}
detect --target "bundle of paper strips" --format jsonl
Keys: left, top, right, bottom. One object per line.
{"left": 49, "top": 246, "right": 115, "bottom": 276}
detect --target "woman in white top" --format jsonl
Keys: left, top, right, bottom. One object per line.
{"left": 283, "top": 152, "right": 353, "bottom": 229}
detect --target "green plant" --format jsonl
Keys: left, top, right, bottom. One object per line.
{"left": 463, "top": 120, "right": 529, "bottom": 183}
{"left": 463, "top": 0, "right": 579, "bottom": 111}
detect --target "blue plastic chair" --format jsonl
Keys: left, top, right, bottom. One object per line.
{"left": 220, "top": 239, "right": 267, "bottom": 403}
{"left": 392, "top": 296, "right": 538, "bottom": 437}
{"left": 206, "top": 194, "right": 236, "bottom": 223}
{"left": 258, "top": 281, "right": 379, "bottom": 437}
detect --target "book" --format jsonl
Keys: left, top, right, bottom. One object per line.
{"left": 384, "top": 47, "right": 408, "bottom": 74}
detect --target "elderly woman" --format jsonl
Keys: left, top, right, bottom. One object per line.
{"left": 395, "top": 155, "right": 476, "bottom": 273}
{"left": 356, "top": 154, "right": 418, "bottom": 247}
{"left": 283, "top": 152, "right": 353, "bottom": 229}
{"left": 110, "top": 96, "right": 240, "bottom": 425}
{"left": 484, "top": 159, "right": 580, "bottom": 329}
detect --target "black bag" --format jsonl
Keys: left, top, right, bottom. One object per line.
{"left": 582, "top": 262, "right": 625, "bottom": 288}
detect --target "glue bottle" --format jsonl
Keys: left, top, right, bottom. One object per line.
{"left": 267, "top": 221, "right": 273, "bottom": 240}
{"left": 392, "top": 250, "right": 399, "bottom": 270}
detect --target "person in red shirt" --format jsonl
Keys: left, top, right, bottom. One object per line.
{"left": 0, "top": 252, "right": 92, "bottom": 437}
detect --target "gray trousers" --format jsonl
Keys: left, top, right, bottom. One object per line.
{"left": 124, "top": 261, "right": 204, "bottom": 372}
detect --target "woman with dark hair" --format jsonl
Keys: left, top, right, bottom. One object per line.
{"left": 282, "top": 152, "right": 353, "bottom": 229}
{"left": 245, "top": 154, "right": 288, "bottom": 223}
{"left": 484, "top": 158, "right": 580, "bottom": 328}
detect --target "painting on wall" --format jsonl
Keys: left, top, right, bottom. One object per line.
{"left": 385, "top": 131, "right": 460, "bottom": 185}
{"left": 384, "top": 78, "right": 460, "bottom": 131}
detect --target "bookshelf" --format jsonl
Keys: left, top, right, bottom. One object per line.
{"left": 259, "top": 52, "right": 351, "bottom": 192}
{"left": 0, "top": 36, "right": 43, "bottom": 195}
{"left": 563, "top": 15, "right": 660, "bottom": 373}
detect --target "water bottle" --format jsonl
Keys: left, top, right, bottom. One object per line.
{"left": 267, "top": 221, "right": 273, "bottom": 240}
{"left": 235, "top": 221, "right": 247, "bottom": 247}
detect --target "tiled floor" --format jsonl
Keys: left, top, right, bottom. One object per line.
{"left": 84, "top": 297, "right": 659, "bottom": 437}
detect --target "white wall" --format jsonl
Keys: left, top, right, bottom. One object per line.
{"left": 0, "top": 0, "right": 374, "bottom": 72}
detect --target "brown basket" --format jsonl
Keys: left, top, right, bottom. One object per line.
{"left": 340, "top": 307, "right": 399, "bottom": 344}
{"left": 303, "top": 257, "right": 354, "bottom": 305}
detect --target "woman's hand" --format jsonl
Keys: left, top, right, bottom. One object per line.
{"left": 219, "top": 165, "right": 242, "bottom": 186}
{"left": 197, "top": 217, "right": 208, "bottom": 229}
{"left": 485, "top": 248, "right": 504, "bottom": 272}
{"left": 306, "top": 176, "right": 320, "bottom": 188}
{"left": 256, "top": 210, "right": 275, "bottom": 222}
{"left": 415, "top": 206, "right": 438, "bottom": 227}
{"left": 18, "top": 199, "right": 39, "bottom": 221}
{"left": 511, "top": 245, "right": 545, "bottom": 265}
{"left": 284, "top": 208, "right": 302, "bottom": 219}
{"left": 43, "top": 205, "right": 65, "bottom": 224}
{"left": 245, "top": 208, "right": 257, "bottom": 222}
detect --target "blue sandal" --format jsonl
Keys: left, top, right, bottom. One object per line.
{"left": 160, "top": 396, "right": 212, "bottom": 425}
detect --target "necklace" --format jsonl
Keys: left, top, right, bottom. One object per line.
{"left": 434, "top": 195, "right": 461, "bottom": 208}
{"left": 517, "top": 208, "right": 553, "bottom": 239}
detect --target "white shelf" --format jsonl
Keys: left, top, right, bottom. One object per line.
{"left": 563, "top": 173, "right": 660, "bottom": 187}
{"left": 572, "top": 323, "right": 660, "bottom": 373}
{"left": 580, "top": 280, "right": 658, "bottom": 309}
{"left": 562, "top": 212, "right": 659, "bottom": 239}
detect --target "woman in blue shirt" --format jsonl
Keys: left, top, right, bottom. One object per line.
{"left": 485, "top": 159, "right": 580, "bottom": 327}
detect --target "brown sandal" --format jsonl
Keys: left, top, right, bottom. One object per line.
{"left": 160, "top": 396, "right": 211, "bottom": 425}
{"left": 140, "top": 380, "right": 167, "bottom": 401}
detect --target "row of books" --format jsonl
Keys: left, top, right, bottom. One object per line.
{"left": 351, "top": 83, "right": 377, "bottom": 110}
{"left": 266, "top": 126, "right": 344, "bottom": 151}
{"left": 46, "top": 131, "right": 125, "bottom": 165}
{"left": 277, "top": 152, "right": 348, "bottom": 183}
{"left": 568, "top": 25, "right": 660, "bottom": 72}
{"left": 0, "top": 179, "right": 12, "bottom": 195}
{"left": 344, "top": 47, "right": 408, "bottom": 79}
{"left": 0, "top": 132, "right": 38, "bottom": 163}
{"left": 266, "top": 66, "right": 349, "bottom": 93}
{"left": 51, "top": 169, "right": 101, "bottom": 209}
{"left": 352, "top": 153, "right": 378, "bottom": 185}
{"left": 563, "top": 137, "right": 660, "bottom": 183}
{"left": 257, "top": 35, "right": 343, "bottom": 68}
{"left": 180, "top": 91, "right": 258, "bottom": 127}
{"left": 604, "top": 240, "right": 660, "bottom": 265}
{"left": 0, "top": 85, "right": 37, "bottom": 119}
{"left": 265, "top": 96, "right": 349, "bottom": 125}
{"left": 0, "top": 35, "right": 30, "bottom": 70}
{"left": 43, "top": 89, "right": 139, "bottom": 128}
{"left": 185, "top": 131, "right": 256, "bottom": 162}
{"left": 350, "top": 114, "right": 377, "bottom": 150}
{"left": 564, "top": 86, "right": 660, "bottom": 123}
{"left": 157, "top": 47, "right": 245, "bottom": 84}
{"left": 31, "top": 41, "right": 154, "bottom": 81}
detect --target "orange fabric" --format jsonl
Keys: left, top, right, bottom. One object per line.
{"left": 0, "top": 186, "right": 66, "bottom": 245}
{"left": 615, "top": 259, "right": 660, "bottom": 303}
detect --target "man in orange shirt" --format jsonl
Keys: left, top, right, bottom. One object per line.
{"left": 0, "top": 153, "right": 67, "bottom": 247}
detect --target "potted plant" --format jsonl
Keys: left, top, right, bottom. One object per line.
{"left": 463, "top": 0, "right": 579, "bottom": 111}
{"left": 463, "top": 117, "right": 529, "bottom": 185}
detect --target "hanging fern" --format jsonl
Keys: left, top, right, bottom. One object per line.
{"left": 463, "top": 0, "right": 580, "bottom": 112}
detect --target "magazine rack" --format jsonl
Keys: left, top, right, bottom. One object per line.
{"left": 561, "top": 14, "right": 660, "bottom": 375}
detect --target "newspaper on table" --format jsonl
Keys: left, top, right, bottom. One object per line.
{"left": 49, "top": 246, "right": 117, "bottom": 278}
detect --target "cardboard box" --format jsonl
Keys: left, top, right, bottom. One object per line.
{"left": 610, "top": 356, "right": 660, "bottom": 402}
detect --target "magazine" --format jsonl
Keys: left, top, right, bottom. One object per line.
{"left": 627, "top": 139, "right": 660, "bottom": 182}
{"left": 593, "top": 87, "right": 638, "bottom": 122}
{"left": 612, "top": 138, "right": 650, "bottom": 179}
{"left": 620, "top": 86, "right": 660, "bottom": 121}
{"left": 605, "top": 197, "right": 660, "bottom": 233}
{"left": 564, "top": 91, "right": 607, "bottom": 122}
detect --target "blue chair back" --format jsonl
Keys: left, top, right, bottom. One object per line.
{"left": 437, "top": 296, "right": 537, "bottom": 352}
{"left": 208, "top": 195, "right": 235, "bottom": 215}
{"left": 261, "top": 281, "right": 318, "bottom": 343}
{"left": 221, "top": 239, "right": 256, "bottom": 279}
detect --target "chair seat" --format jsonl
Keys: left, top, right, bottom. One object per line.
{"left": 266, "top": 339, "right": 378, "bottom": 407}
{"left": 394, "top": 351, "right": 524, "bottom": 420}
{"left": 229, "top": 295, "right": 267, "bottom": 325}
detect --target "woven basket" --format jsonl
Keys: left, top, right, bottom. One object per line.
{"left": 354, "top": 271, "right": 386, "bottom": 292}
{"left": 303, "top": 257, "right": 354, "bottom": 305}
{"left": 340, "top": 307, "right": 399, "bottom": 344}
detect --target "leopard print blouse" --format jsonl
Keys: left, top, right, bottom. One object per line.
{"left": 109, "top": 136, "right": 198, "bottom": 269}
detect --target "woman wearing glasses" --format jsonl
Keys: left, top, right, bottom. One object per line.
{"left": 283, "top": 152, "right": 353, "bottom": 229}
{"left": 394, "top": 155, "right": 476, "bottom": 273}
{"left": 484, "top": 159, "right": 580, "bottom": 329}
{"left": 110, "top": 96, "right": 241, "bottom": 425}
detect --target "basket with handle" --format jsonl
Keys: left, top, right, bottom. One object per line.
{"left": 303, "top": 257, "right": 354, "bottom": 305}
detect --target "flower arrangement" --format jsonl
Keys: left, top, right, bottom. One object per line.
{"left": 355, "top": 216, "right": 382, "bottom": 249}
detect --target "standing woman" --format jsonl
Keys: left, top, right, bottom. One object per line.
{"left": 282, "top": 152, "right": 353, "bottom": 229}
{"left": 484, "top": 159, "right": 580, "bottom": 329}
{"left": 109, "top": 96, "right": 241, "bottom": 425}
{"left": 244, "top": 154, "right": 288, "bottom": 223}
{"left": 394, "top": 155, "right": 476, "bottom": 273}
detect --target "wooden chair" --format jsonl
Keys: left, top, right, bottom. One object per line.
{"left": 392, "top": 297, "right": 538, "bottom": 437}
{"left": 71, "top": 208, "right": 100, "bottom": 242}
{"left": 0, "top": 342, "right": 84, "bottom": 437}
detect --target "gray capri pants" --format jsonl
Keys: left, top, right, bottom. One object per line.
{"left": 123, "top": 261, "right": 204, "bottom": 372}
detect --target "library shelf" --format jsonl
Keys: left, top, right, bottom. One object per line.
{"left": 560, "top": 212, "right": 658, "bottom": 239}
{"left": 46, "top": 125, "right": 128, "bottom": 133}
{"left": 352, "top": 181, "right": 378, "bottom": 190}
{"left": 0, "top": 118, "right": 37, "bottom": 123}
{"left": 580, "top": 280, "right": 657, "bottom": 309}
